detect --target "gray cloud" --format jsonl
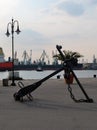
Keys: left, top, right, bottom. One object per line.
{"left": 88, "top": 0, "right": 97, "bottom": 5}
{"left": 54, "top": 33, "right": 81, "bottom": 40}
{"left": 57, "top": 1, "right": 85, "bottom": 16}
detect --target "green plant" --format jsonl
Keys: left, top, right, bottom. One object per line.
{"left": 53, "top": 50, "right": 83, "bottom": 66}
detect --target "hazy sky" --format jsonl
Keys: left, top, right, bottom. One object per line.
{"left": 0, "top": 0, "right": 97, "bottom": 63}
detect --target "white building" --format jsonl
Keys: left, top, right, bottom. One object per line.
{"left": 0, "top": 47, "right": 5, "bottom": 62}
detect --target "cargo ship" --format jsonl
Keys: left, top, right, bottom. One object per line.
{"left": 0, "top": 62, "right": 13, "bottom": 71}
{"left": 0, "top": 47, "right": 13, "bottom": 71}
{"left": 0, "top": 62, "right": 83, "bottom": 72}
{"left": 13, "top": 63, "right": 83, "bottom": 71}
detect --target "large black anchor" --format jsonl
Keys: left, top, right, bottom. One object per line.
{"left": 13, "top": 45, "right": 93, "bottom": 103}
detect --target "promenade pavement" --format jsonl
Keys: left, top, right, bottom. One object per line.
{"left": 0, "top": 78, "right": 97, "bottom": 130}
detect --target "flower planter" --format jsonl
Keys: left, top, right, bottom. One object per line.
{"left": 64, "top": 73, "right": 74, "bottom": 84}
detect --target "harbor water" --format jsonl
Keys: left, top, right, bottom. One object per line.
{"left": 0, "top": 70, "right": 97, "bottom": 80}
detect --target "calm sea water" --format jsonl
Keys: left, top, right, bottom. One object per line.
{"left": 0, "top": 70, "right": 97, "bottom": 80}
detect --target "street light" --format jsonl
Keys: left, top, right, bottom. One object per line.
{"left": 5, "top": 18, "right": 21, "bottom": 86}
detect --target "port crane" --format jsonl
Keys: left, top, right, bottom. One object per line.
{"left": 39, "top": 50, "right": 50, "bottom": 65}
{"left": 22, "top": 50, "right": 32, "bottom": 65}
{"left": 52, "top": 50, "right": 58, "bottom": 65}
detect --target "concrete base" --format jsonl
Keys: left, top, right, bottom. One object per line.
{"left": 2, "top": 79, "right": 8, "bottom": 86}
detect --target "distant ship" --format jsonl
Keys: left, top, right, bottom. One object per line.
{"left": 36, "top": 66, "right": 43, "bottom": 71}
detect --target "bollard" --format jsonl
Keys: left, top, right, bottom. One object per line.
{"left": 57, "top": 75, "right": 61, "bottom": 79}
{"left": 93, "top": 75, "right": 96, "bottom": 78}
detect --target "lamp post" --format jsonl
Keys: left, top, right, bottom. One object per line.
{"left": 5, "top": 18, "right": 21, "bottom": 86}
